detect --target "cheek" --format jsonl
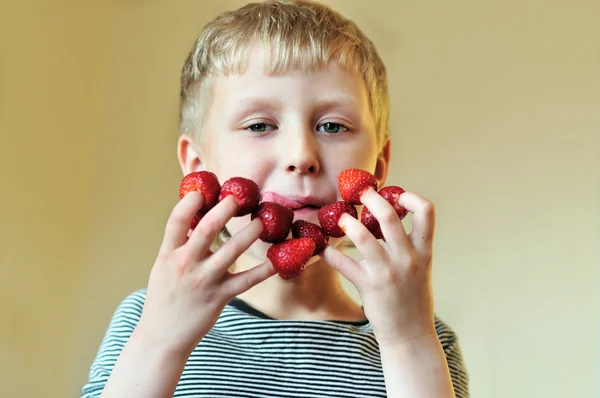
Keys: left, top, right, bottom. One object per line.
{"left": 212, "top": 139, "right": 273, "bottom": 184}
{"left": 324, "top": 142, "right": 379, "bottom": 178}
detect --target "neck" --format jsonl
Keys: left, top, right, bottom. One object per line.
{"left": 234, "top": 254, "right": 365, "bottom": 322}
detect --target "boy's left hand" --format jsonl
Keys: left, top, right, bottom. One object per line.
{"left": 321, "top": 187, "right": 437, "bottom": 346}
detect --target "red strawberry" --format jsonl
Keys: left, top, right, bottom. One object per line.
{"left": 179, "top": 171, "right": 221, "bottom": 212}
{"left": 361, "top": 185, "right": 408, "bottom": 240}
{"left": 218, "top": 177, "right": 260, "bottom": 216}
{"left": 360, "top": 207, "right": 383, "bottom": 239}
{"left": 251, "top": 202, "right": 294, "bottom": 243}
{"left": 317, "top": 201, "right": 358, "bottom": 238}
{"left": 267, "top": 238, "right": 316, "bottom": 279}
{"left": 190, "top": 211, "right": 204, "bottom": 230}
{"left": 338, "top": 168, "right": 378, "bottom": 205}
{"left": 291, "top": 220, "right": 329, "bottom": 255}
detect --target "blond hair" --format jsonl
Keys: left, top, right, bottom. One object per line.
{"left": 179, "top": 0, "right": 390, "bottom": 147}
{"left": 180, "top": 0, "right": 388, "bottom": 252}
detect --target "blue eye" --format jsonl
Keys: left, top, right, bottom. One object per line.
{"left": 248, "top": 123, "right": 268, "bottom": 132}
{"left": 318, "top": 122, "right": 348, "bottom": 134}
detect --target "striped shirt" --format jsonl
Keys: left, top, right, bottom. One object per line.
{"left": 81, "top": 289, "right": 470, "bottom": 397}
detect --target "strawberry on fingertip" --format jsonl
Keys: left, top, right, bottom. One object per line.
{"left": 318, "top": 201, "right": 358, "bottom": 238}
{"left": 179, "top": 171, "right": 221, "bottom": 212}
{"left": 218, "top": 177, "right": 261, "bottom": 217}
{"left": 338, "top": 168, "right": 378, "bottom": 205}
{"left": 251, "top": 202, "right": 294, "bottom": 243}
{"left": 360, "top": 185, "right": 408, "bottom": 240}
{"left": 291, "top": 220, "right": 329, "bottom": 255}
{"left": 267, "top": 238, "right": 316, "bottom": 279}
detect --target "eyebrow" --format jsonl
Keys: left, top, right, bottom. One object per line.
{"left": 230, "top": 97, "right": 284, "bottom": 121}
{"left": 229, "top": 95, "right": 361, "bottom": 122}
{"left": 312, "top": 97, "right": 360, "bottom": 114}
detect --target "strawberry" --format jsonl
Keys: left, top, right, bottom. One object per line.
{"left": 267, "top": 238, "right": 316, "bottom": 279}
{"left": 179, "top": 171, "right": 221, "bottom": 212}
{"left": 361, "top": 185, "right": 408, "bottom": 240}
{"left": 317, "top": 201, "right": 358, "bottom": 238}
{"left": 218, "top": 177, "right": 261, "bottom": 216}
{"left": 360, "top": 207, "right": 383, "bottom": 239}
{"left": 251, "top": 202, "right": 294, "bottom": 243}
{"left": 291, "top": 220, "right": 329, "bottom": 255}
{"left": 338, "top": 168, "right": 378, "bottom": 205}
{"left": 190, "top": 211, "right": 204, "bottom": 230}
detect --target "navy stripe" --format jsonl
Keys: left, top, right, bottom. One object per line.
{"left": 81, "top": 289, "right": 470, "bottom": 398}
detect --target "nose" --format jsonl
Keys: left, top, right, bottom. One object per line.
{"left": 282, "top": 129, "right": 320, "bottom": 175}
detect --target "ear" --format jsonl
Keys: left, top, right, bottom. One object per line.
{"left": 177, "top": 134, "right": 204, "bottom": 175}
{"left": 373, "top": 139, "right": 391, "bottom": 189}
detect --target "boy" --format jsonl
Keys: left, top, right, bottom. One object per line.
{"left": 81, "top": 1, "right": 470, "bottom": 397}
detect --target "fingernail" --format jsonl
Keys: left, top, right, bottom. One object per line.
{"left": 338, "top": 213, "right": 347, "bottom": 230}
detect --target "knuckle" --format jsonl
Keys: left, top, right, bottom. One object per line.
{"left": 406, "top": 261, "right": 419, "bottom": 276}
{"left": 405, "top": 253, "right": 421, "bottom": 274}
{"left": 406, "top": 249, "right": 418, "bottom": 263}
{"left": 200, "top": 217, "right": 222, "bottom": 235}
{"left": 241, "top": 273, "right": 260, "bottom": 290}
{"left": 197, "top": 285, "right": 219, "bottom": 304}
{"left": 170, "top": 210, "right": 190, "bottom": 226}
{"left": 378, "top": 267, "right": 400, "bottom": 284}
{"left": 354, "top": 229, "right": 370, "bottom": 245}
{"left": 420, "top": 201, "right": 435, "bottom": 216}
{"left": 173, "top": 249, "right": 193, "bottom": 272}
{"left": 421, "top": 251, "right": 433, "bottom": 267}
{"left": 222, "top": 240, "right": 242, "bottom": 257}
{"left": 380, "top": 208, "right": 399, "bottom": 224}
{"left": 156, "top": 248, "right": 171, "bottom": 264}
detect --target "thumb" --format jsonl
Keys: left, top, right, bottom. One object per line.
{"left": 321, "top": 245, "right": 363, "bottom": 286}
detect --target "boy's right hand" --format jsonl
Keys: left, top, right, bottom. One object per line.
{"left": 135, "top": 191, "right": 275, "bottom": 358}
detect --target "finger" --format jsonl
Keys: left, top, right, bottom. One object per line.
{"left": 398, "top": 192, "right": 436, "bottom": 248}
{"left": 320, "top": 245, "right": 363, "bottom": 286}
{"left": 161, "top": 191, "right": 204, "bottom": 252}
{"left": 222, "top": 261, "right": 277, "bottom": 297}
{"left": 360, "top": 188, "right": 409, "bottom": 249}
{"left": 186, "top": 195, "right": 239, "bottom": 259}
{"left": 206, "top": 218, "right": 264, "bottom": 276}
{"left": 337, "top": 213, "right": 387, "bottom": 264}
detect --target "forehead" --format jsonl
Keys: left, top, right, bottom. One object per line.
{"left": 210, "top": 46, "right": 371, "bottom": 110}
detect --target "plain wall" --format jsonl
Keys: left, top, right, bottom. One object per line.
{"left": 1, "top": 1, "right": 598, "bottom": 397}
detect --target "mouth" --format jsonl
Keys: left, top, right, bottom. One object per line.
{"left": 261, "top": 191, "right": 325, "bottom": 211}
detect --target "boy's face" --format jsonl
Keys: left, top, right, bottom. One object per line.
{"left": 179, "top": 47, "right": 390, "bottom": 260}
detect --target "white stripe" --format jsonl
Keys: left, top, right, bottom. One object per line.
{"left": 80, "top": 289, "right": 470, "bottom": 398}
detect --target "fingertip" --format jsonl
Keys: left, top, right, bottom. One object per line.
{"left": 321, "top": 245, "right": 342, "bottom": 268}
{"left": 182, "top": 189, "right": 200, "bottom": 200}
{"left": 254, "top": 260, "right": 277, "bottom": 282}
{"left": 321, "top": 245, "right": 360, "bottom": 284}
{"left": 362, "top": 186, "right": 378, "bottom": 196}
{"left": 358, "top": 186, "right": 375, "bottom": 203}
{"left": 266, "top": 261, "right": 277, "bottom": 276}
{"left": 359, "top": 187, "right": 387, "bottom": 210}
{"left": 250, "top": 217, "right": 264, "bottom": 232}
{"left": 337, "top": 213, "right": 350, "bottom": 229}
{"left": 397, "top": 191, "right": 428, "bottom": 210}
{"left": 181, "top": 190, "right": 205, "bottom": 209}
{"left": 322, "top": 244, "right": 334, "bottom": 256}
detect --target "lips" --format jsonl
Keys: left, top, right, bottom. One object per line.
{"left": 261, "top": 192, "right": 323, "bottom": 210}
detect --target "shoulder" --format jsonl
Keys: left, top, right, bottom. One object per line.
{"left": 80, "top": 289, "right": 147, "bottom": 397}
{"left": 434, "top": 314, "right": 460, "bottom": 353}
{"left": 116, "top": 288, "right": 147, "bottom": 311}
{"left": 434, "top": 314, "right": 471, "bottom": 398}
{"left": 104, "top": 288, "right": 147, "bottom": 330}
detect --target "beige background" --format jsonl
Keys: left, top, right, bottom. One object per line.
{"left": 1, "top": 0, "right": 598, "bottom": 397}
